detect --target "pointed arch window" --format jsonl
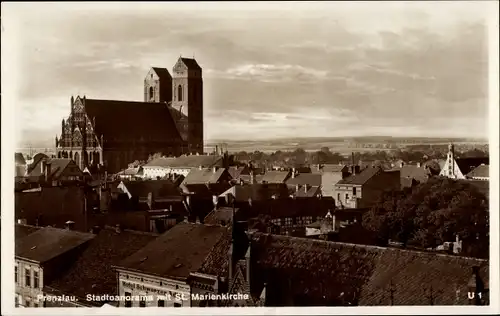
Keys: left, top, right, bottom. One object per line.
{"left": 178, "top": 85, "right": 183, "bottom": 101}
{"left": 149, "top": 86, "right": 154, "bottom": 101}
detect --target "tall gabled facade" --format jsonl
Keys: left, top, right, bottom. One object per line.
{"left": 56, "top": 57, "right": 204, "bottom": 174}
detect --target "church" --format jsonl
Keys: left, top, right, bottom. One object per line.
{"left": 55, "top": 57, "right": 204, "bottom": 174}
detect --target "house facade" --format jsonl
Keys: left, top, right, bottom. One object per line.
{"left": 334, "top": 167, "right": 400, "bottom": 209}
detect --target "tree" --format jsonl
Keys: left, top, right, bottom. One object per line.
{"left": 147, "top": 152, "right": 164, "bottom": 163}
{"left": 362, "top": 177, "right": 489, "bottom": 259}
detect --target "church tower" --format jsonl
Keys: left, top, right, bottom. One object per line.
{"left": 171, "top": 57, "right": 204, "bottom": 154}
{"left": 144, "top": 67, "right": 172, "bottom": 103}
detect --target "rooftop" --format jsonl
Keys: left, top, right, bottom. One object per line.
{"left": 336, "top": 166, "right": 383, "bottom": 185}
{"left": 145, "top": 155, "right": 223, "bottom": 169}
{"left": 15, "top": 227, "right": 94, "bottom": 264}
{"left": 260, "top": 171, "right": 291, "bottom": 184}
{"left": 466, "top": 164, "right": 489, "bottom": 179}
{"left": 116, "top": 223, "right": 227, "bottom": 280}
{"left": 182, "top": 168, "right": 230, "bottom": 185}
{"left": 286, "top": 173, "right": 322, "bottom": 187}
{"left": 46, "top": 227, "right": 158, "bottom": 304}
{"left": 249, "top": 233, "right": 489, "bottom": 305}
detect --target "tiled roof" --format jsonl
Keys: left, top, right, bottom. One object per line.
{"left": 15, "top": 224, "right": 41, "bottom": 241}
{"left": 219, "top": 183, "right": 290, "bottom": 202}
{"left": 46, "top": 227, "right": 158, "bottom": 304}
{"left": 15, "top": 153, "right": 26, "bottom": 165}
{"left": 83, "top": 99, "right": 182, "bottom": 143}
{"left": 204, "top": 207, "right": 238, "bottom": 226}
{"left": 28, "top": 158, "right": 81, "bottom": 180}
{"left": 145, "top": 157, "right": 178, "bottom": 168}
{"left": 455, "top": 157, "right": 489, "bottom": 176}
{"left": 146, "top": 155, "right": 223, "bottom": 169}
{"left": 182, "top": 168, "right": 230, "bottom": 185}
{"left": 260, "top": 171, "right": 291, "bottom": 184}
{"left": 197, "top": 227, "right": 232, "bottom": 276}
{"left": 15, "top": 227, "right": 94, "bottom": 263}
{"left": 180, "top": 57, "right": 202, "bottom": 70}
{"left": 311, "top": 164, "right": 349, "bottom": 173}
{"left": 395, "top": 165, "right": 433, "bottom": 183}
{"left": 246, "top": 198, "right": 334, "bottom": 220}
{"left": 116, "top": 223, "right": 227, "bottom": 280}
{"left": 117, "top": 167, "right": 142, "bottom": 176}
{"left": 27, "top": 153, "right": 49, "bottom": 174}
{"left": 120, "top": 180, "right": 182, "bottom": 198}
{"left": 466, "top": 164, "right": 489, "bottom": 178}
{"left": 294, "top": 185, "right": 322, "bottom": 198}
{"left": 249, "top": 233, "right": 489, "bottom": 305}
{"left": 286, "top": 174, "right": 322, "bottom": 186}
{"left": 151, "top": 67, "right": 172, "bottom": 81}
{"left": 228, "top": 166, "right": 248, "bottom": 179}
{"left": 239, "top": 174, "right": 264, "bottom": 184}
{"left": 180, "top": 183, "right": 232, "bottom": 197}
{"left": 337, "top": 167, "right": 382, "bottom": 185}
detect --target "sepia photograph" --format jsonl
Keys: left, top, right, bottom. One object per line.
{"left": 1, "top": 1, "right": 499, "bottom": 315}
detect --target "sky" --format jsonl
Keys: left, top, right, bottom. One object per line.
{"left": 1, "top": 2, "right": 495, "bottom": 147}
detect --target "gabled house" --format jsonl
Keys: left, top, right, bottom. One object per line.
{"left": 439, "top": 144, "right": 489, "bottom": 179}
{"left": 15, "top": 225, "right": 94, "bottom": 307}
{"left": 311, "top": 164, "right": 351, "bottom": 197}
{"left": 142, "top": 154, "right": 232, "bottom": 179}
{"left": 44, "top": 226, "right": 158, "bottom": 307}
{"left": 26, "top": 158, "right": 83, "bottom": 185}
{"left": 286, "top": 173, "right": 322, "bottom": 198}
{"left": 334, "top": 166, "right": 400, "bottom": 209}
{"left": 466, "top": 164, "right": 489, "bottom": 181}
{"left": 114, "top": 223, "right": 229, "bottom": 307}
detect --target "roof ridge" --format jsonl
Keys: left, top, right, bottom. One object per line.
{"left": 251, "top": 232, "right": 488, "bottom": 262}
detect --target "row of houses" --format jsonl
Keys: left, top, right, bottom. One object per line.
{"left": 15, "top": 221, "right": 489, "bottom": 308}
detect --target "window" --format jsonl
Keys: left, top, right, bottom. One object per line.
{"left": 33, "top": 271, "right": 39, "bottom": 288}
{"left": 158, "top": 299, "right": 165, "bottom": 307}
{"left": 25, "top": 268, "right": 31, "bottom": 287}
{"left": 124, "top": 292, "right": 132, "bottom": 308}
{"left": 15, "top": 295, "right": 19, "bottom": 307}
{"left": 345, "top": 193, "right": 349, "bottom": 201}
{"left": 139, "top": 299, "right": 146, "bottom": 307}
{"left": 285, "top": 217, "right": 292, "bottom": 227}
{"left": 149, "top": 86, "right": 154, "bottom": 101}
{"left": 25, "top": 298, "right": 31, "bottom": 307}
{"left": 174, "top": 302, "right": 182, "bottom": 307}
{"left": 178, "top": 85, "right": 183, "bottom": 101}
{"left": 33, "top": 302, "right": 39, "bottom": 308}
{"left": 15, "top": 266, "right": 18, "bottom": 284}
{"left": 353, "top": 187, "right": 357, "bottom": 196}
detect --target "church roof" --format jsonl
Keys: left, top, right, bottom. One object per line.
{"left": 466, "top": 164, "right": 489, "bottom": 179}
{"left": 455, "top": 157, "right": 489, "bottom": 175}
{"left": 151, "top": 67, "right": 172, "bottom": 81}
{"left": 180, "top": 58, "right": 202, "bottom": 70}
{"left": 83, "top": 99, "right": 183, "bottom": 143}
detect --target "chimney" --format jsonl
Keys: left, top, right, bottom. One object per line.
{"left": 41, "top": 159, "right": 46, "bottom": 173}
{"left": 292, "top": 168, "right": 296, "bottom": 178}
{"left": 212, "top": 195, "right": 218, "bottom": 209}
{"left": 199, "top": 165, "right": 203, "bottom": 170}
{"left": 304, "top": 184, "right": 309, "bottom": 193}
{"left": 295, "top": 184, "right": 299, "bottom": 192}
{"left": 400, "top": 161, "right": 405, "bottom": 168}
{"left": 317, "top": 164, "right": 321, "bottom": 171}
{"left": 115, "top": 224, "right": 121, "bottom": 233}
{"left": 250, "top": 171, "right": 255, "bottom": 184}
{"left": 147, "top": 192, "right": 153, "bottom": 209}
{"left": 213, "top": 166, "right": 217, "bottom": 173}
{"left": 65, "top": 220, "right": 75, "bottom": 230}
{"left": 417, "top": 162, "right": 421, "bottom": 168}
{"left": 45, "top": 162, "right": 52, "bottom": 182}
